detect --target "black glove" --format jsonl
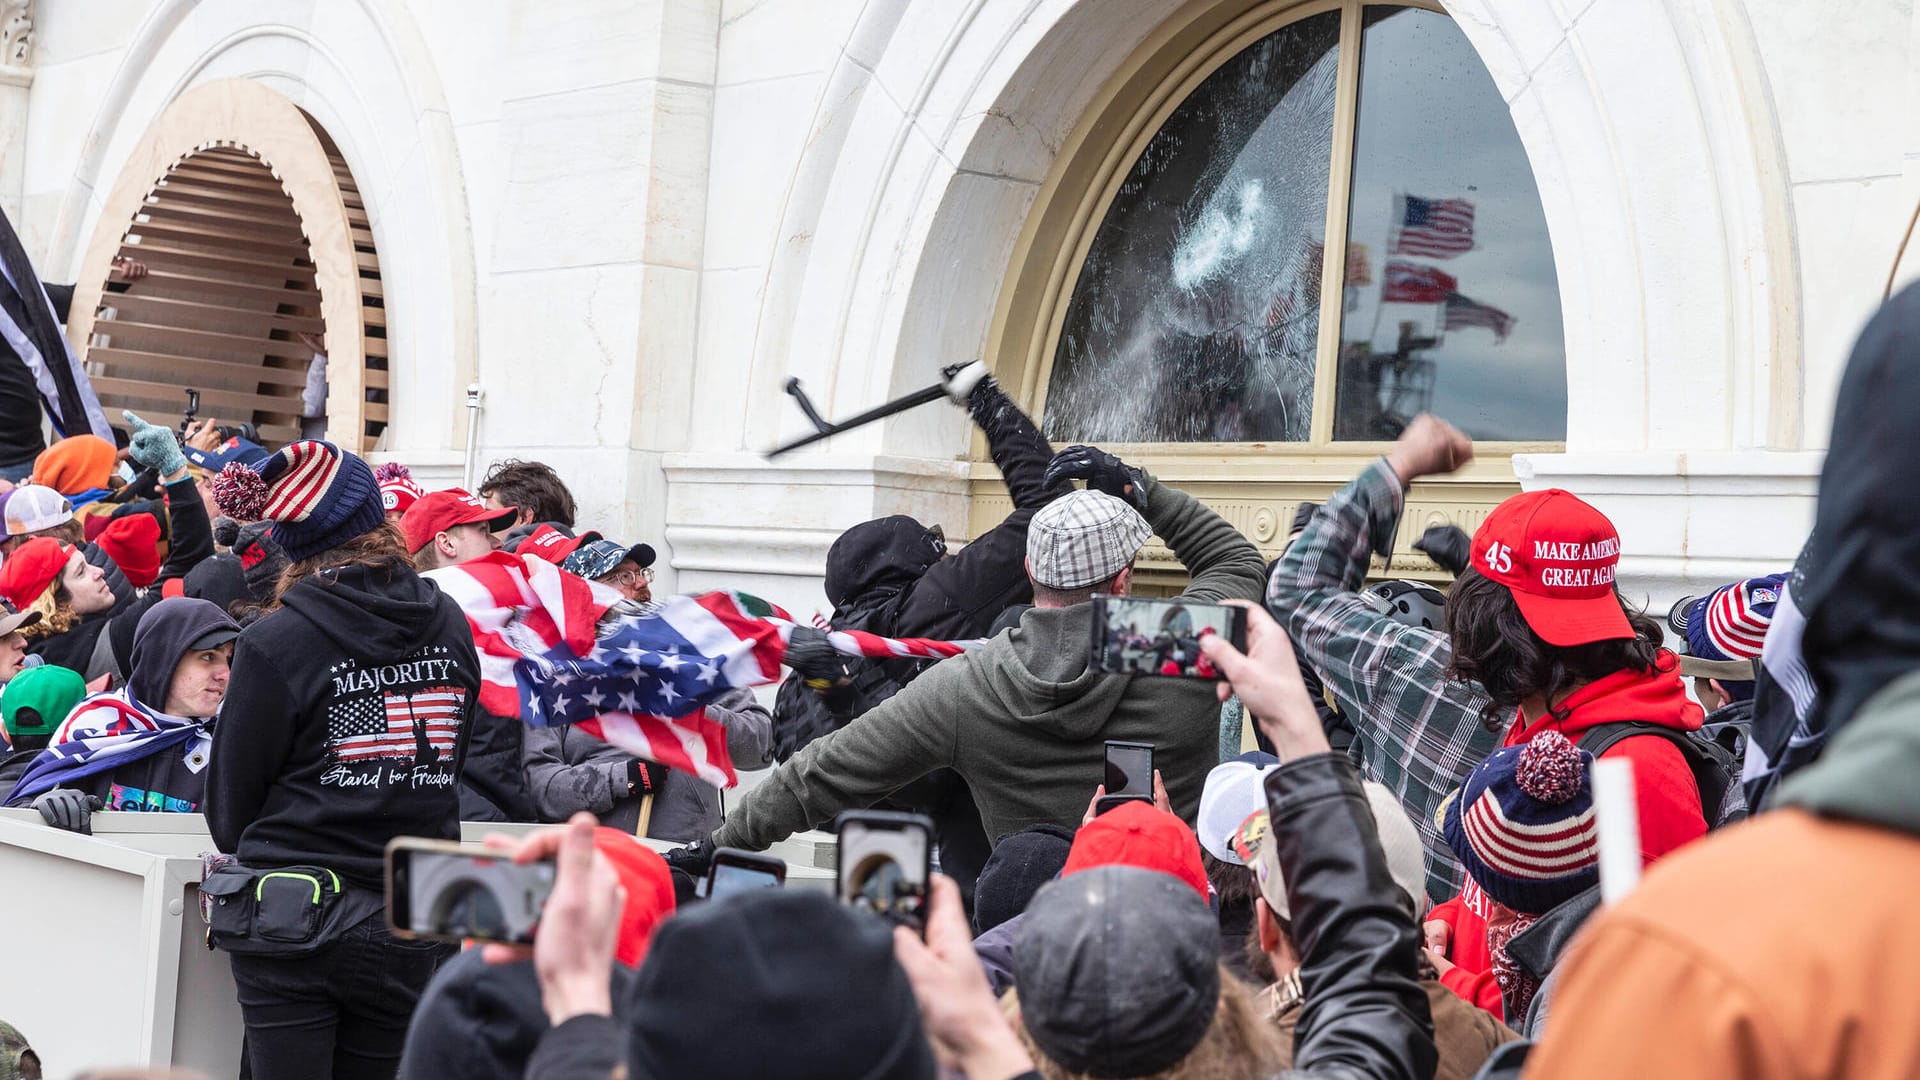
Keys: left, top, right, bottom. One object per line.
{"left": 664, "top": 836, "right": 716, "bottom": 881}
{"left": 626, "top": 758, "right": 664, "bottom": 797}
{"left": 785, "top": 625, "right": 846, "bottom": 689}
{"left": 1413, "top": 524, "right": 1472, "bottom": 577}
{"left": 1043, "top": 445, "right": 1150, "bottom": 511}
{"left": 33, "top": 789, "right": 104, "bottom": 834}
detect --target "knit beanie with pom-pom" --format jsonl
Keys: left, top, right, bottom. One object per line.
{"left": 375, "top": 461, "right": 427, "bottom": 516}
{"left": 208, "top": 441, "right": 384, "bottom": 563}
{"left": 1441, "top": 729, "right": 1599, "bottom": 915}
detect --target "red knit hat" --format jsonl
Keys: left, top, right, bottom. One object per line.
{"left": 0, "top": 537, "right": 74, "bottom": 610}
{"left": 96, "top": 512, "right": 163, "bottom": 587}
{"left": 592, "top": 828, "right": 677, "bottom": 966}
{"left": 1470, "top": 489, "right": 1634, "bottom": 647}
{"left": 1061, "top": 800, "right": 1209, "bottom": 901}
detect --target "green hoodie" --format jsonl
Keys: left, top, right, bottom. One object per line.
{"left": 1778, "top": 669, "right": 1920, "bottom": 835}
{"left": 713, "top": 476, "right": 1267, "bottom": 850}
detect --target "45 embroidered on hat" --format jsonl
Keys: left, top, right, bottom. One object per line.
{"left": 1471, "top": 488, "right": 1634, "bottom": 647}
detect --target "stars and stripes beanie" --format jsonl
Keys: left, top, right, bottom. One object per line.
{"left": 1678, "top": 572, "right": 1785, "bottom": 665}
{"left": 208, "top": 441, "right": 385, "bottom": 563}
{"left": 1441, "top": 730, "right": 1598, "bottom": 915}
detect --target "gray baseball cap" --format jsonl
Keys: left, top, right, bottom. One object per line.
{"left": 1013, "top": 864, "right": 1220, "bottom": 1077}
{"left": 1025, "top": 490, "right": 1152, "bottom": 591}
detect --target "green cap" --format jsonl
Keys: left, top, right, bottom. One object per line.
{"left": 3, "top": 664, "right": 88, "bottom": 738}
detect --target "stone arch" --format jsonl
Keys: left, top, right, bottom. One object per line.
{"left": 760, "top": 0, "right": 1798, "bottom": 461}
{"left": 67, "top": 80, "right": 385, "bottom": 451}
{"left": 46, "top": 0, "right": 476, "bottom": 456}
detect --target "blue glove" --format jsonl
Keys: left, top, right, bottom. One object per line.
{"left": 122, "top": 410, "right": 187, "bottom": 477}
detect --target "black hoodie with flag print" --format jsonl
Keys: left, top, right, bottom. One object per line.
{"left": 205, "top": 560, "right": 481, "bottom": 889}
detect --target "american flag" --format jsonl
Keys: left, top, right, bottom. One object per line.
{"left": 1381, "top": 261, "right": 1458, "bottom": 304}
{"left": 328, "top": 686, "right": 465, "bottom": 763}
{"left": 1443, "top": 292, "right": 1515, "bottom": 341}
{"left": 1391, "top": 195, "right": 1475, "bottom": 258}
{"left": 425, "top": 552, "right": 981, "bottom": 789}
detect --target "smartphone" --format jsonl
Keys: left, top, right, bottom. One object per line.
{"left": 703, "top": 847, "right": 788, "bottom": 899}
{"left": 1089, "top": 595, "right": 1249, "bottom": 679}
{"left": 1096, "top": 739, "right": 1155, "bottom": 815}
{"left": 834, "top": 809, "right": 933, "bottom": 935}
{"left": 386, "top": 837, "right": 555, "bottom": 946}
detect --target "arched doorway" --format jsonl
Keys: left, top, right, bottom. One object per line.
{"left": 65, "top": 79, "right": 387, "bottom": 453}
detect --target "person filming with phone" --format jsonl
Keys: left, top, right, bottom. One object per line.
{"left": 696, "top": 445, "right": 1265, "bottom": 862}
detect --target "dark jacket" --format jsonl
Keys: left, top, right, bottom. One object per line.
{"left": 521, "top": 688, "right": 774, "bottom": 841}
{"left": 26, "top": 475, "right": 217, "bottom": 687}
{"left": 458, "top": 707, "right": 538, "bottom": 823}
{"left": 1264, "top": 753, "right": 1437, "bottom": 1079}
{"left": 205, "top": 562, "right": 481, "bottom": 889}
{"left": 0, "top": 747, "right": 37, "bottom": 794}
{"left": 772, "top": 378, "right": 1067, "bottom": 759}
{"left": 713, "top": 474, "right": 1266, "bottom": 851}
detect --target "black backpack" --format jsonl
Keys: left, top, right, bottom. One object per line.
{"left": 1576, "top": 722, "right": 1749, "bottom": 829}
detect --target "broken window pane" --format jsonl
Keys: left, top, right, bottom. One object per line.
{"left": 1044, "top": 11, "right": 1342, "bottom": 443}
{"left": 1334, "top": 7, "right": 1567, "bottom": 441}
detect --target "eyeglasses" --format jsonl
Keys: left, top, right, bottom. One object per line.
{"left": 606, "top": 566, "right": 655, "bottom": 588}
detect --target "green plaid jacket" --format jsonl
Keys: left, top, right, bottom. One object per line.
{"left": 1266, "top": 458, "right": 1499, "bottom": 900}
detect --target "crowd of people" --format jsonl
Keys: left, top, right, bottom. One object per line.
{"left": 0, "top": 263, "right": 1915, "bottom": 1080}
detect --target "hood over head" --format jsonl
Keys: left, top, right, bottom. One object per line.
{"left": 278, "top": 561, "right": 446, "bottom": 664}
{"left": 400, "top": 950, "right": 636, "bottom": 1080}
{"left": 1797, "top": 281, "right": 1920, "bottom": 736}
{"left": 129, "top": 597, "right": 240, "bottom": 713}
{"left": 823, "top": 515, "right": 945, "bottom": 613}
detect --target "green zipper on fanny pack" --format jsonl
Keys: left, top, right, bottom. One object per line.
{"left": 254, "top": 868, "right": 342, "bottom": 903}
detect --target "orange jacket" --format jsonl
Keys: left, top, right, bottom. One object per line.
{"left": 1525, "top": 809, "right": 1920, "bottom": 1078}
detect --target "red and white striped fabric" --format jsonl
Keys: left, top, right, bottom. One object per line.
{"left": 1706, "top": 583, "right": 1769, "bottom": 658}
{"left": 1461, "top": 794, "right": 1598, "bottom": 881}
{"left": 262, "top": 440, "right": 346, "bottom": 522}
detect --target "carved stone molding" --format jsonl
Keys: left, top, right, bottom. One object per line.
{"left": 0, "top": 0, "right": 31, "bottom": 87}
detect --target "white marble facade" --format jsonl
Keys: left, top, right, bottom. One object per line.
{"left": 5, "top": 0, "right": 1917, "bottom": 617}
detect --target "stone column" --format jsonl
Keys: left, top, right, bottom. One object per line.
{"left": 0, "top": 1, "right": 33, "bottom": 226}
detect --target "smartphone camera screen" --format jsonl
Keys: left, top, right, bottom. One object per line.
{"left": 708, "top": 863, "right": 782, "bottom": 898}
{"left": 1094, "top": 597, "right": 1243, "bottom": 678}
{"left": 1105, "top": 742, "right": 1153, "bottom": 797}
{"left": 398, "top": 851, "right": 555, "bottom": 945}
{"left": 838, "top": 819, "right": 930, "bottom": 932}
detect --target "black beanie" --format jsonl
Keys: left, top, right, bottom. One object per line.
{"left": 625, "top": 889, "right": 936, "bottom": 1080}
{"left": 973, "top": 822, "right": 1075, "bottom": 935}
{"left": 398, "top": 950, "right": 634, "bottom": 1080}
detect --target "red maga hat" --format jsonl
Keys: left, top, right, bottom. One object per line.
{"left": 1470, "top": 488, "right": 1634, "bottom": 647}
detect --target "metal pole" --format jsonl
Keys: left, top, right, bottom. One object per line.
{"left": 463, "top": 382, "right": 483, "bottom": 490}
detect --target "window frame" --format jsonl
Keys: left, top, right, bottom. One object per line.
{"left": 983, "top": 0, "right": 1565, "bottom": 462}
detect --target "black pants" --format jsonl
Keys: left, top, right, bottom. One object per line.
{"left": 228, "top": 912, "right": 452, "bottom": 1080}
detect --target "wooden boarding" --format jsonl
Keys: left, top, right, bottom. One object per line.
{"left": 70, "top": 83, "right": 388, "bottom": 455}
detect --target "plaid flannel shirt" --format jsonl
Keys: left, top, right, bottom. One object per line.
{"left": 1266, "top": 458, "right": 1498, "bottom": 900}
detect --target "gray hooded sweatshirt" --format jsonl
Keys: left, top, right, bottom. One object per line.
{"left": 712, "top": 476, "right": 1266, "bottom": 851}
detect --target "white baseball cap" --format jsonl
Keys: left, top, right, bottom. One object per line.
{"left": 4, "top": 485, "right": 73, "bottom": 536}
{"left": 1197, "top": 753, "right": 1278, "bottom": 866}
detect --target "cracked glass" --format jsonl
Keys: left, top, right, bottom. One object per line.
{"left": 1043, "top": 11, "right": 1342, "bottom": 443}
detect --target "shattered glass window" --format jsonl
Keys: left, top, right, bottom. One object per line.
{"left": 1334, "top": 7, "right": 1566, "bottom": 441}
{"left": 1044, "top": 12, "right": 1342, "bottom": 443}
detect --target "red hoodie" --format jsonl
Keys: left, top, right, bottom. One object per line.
{"left": 1431, "top": 650, "right": 1706, "bottom": 1016}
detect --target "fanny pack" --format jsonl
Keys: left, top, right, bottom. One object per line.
{"left": 200, "top": 860, "right": 381, "bottom": 958}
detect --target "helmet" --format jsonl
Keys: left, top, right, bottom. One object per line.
{"left": 1363, "top": 579, "right": 1447, "bottom": 631}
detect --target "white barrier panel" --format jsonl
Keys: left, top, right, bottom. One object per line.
{"left": 0, "top": 809, "right": 836, "bottom": 1075}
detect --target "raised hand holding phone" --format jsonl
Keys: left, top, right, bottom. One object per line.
{"left": 1198, "top": 601, "right": 1331, "bottom": 762}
